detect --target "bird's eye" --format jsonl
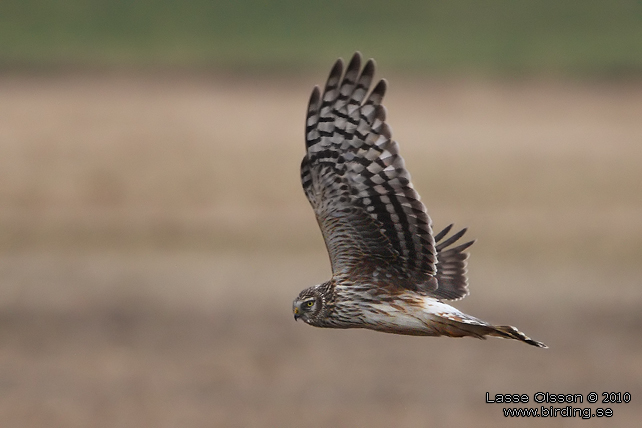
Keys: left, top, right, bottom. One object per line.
{"left": 306, "top": 300, "right": 315, "bottom": 307}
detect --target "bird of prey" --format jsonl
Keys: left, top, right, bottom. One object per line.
{"left": 293, "top": 53, "right": 545, "bottom": 348}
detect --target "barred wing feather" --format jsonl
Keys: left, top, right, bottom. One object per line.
{"left": 301, "top": 53, "right": 439, "bottom": 294}
{"left": 432, "top": 224, "right": 475, "bottom": 300}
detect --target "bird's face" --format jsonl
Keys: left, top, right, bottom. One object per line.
{"left": 293, "top": 291, "right": 320, "bottom": 323}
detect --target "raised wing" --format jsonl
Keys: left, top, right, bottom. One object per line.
{"left": 432, "top": 224, "right": 475, "bottom": 300}
{"left": 300, "top": 52, "right": 438, "bottom": 293}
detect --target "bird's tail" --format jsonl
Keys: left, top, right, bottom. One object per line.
{"left": 418, "top": 301, "right": 547, "bottom": 347}
{"left": 488, "top": 325, "right": 547, "bottom": 348}
{"left": 427, "top": 314, "right": 547, "bottom": 348}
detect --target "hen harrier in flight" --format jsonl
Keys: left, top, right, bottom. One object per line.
{"left": 293, "top": 53, "right": 546, "bottom": 348}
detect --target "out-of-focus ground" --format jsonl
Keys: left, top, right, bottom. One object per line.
{"left": 0, "top": 73, "right": 640, "bottom": 427}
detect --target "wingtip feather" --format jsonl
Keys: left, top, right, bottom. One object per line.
{"left": 308, "top": 86, "right": 320, "bottom": 109}
{"left": 367, "top": 79, "right": 387, "bottom": 105}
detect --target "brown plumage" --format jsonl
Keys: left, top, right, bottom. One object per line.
{"left": 293, "top": 52, "right": 546, "bottom": 348}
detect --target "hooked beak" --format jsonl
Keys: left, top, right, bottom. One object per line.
{"left": 293, "top": 306, "right": 300, "bottom": 321}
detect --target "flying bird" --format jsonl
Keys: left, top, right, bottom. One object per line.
{"left": 293, "top": 52, "right": 546, "bottom": 348}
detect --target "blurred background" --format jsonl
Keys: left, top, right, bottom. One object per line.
{"left": 0, "top": 1, "right": 641, "bottom": 427}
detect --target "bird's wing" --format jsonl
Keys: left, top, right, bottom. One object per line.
{"left": 301, "top": 52, "right": 438, "bottom": 294}
{"left": 431, "top": 224, "right": 475, "bottom": 300}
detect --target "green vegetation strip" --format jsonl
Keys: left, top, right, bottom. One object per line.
{"left": 1, "top": 0, "right": 641, "bottom": 75}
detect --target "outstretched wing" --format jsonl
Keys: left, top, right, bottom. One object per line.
{"left": 301, "top": 52, "right": 438, "bottom": 294}
{"left": 432, "top": 224, "right": 475, "bottom": 300}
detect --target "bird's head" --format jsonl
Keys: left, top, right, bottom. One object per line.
{"left": 293, "top": 286, "right": 323, "bottom": 324}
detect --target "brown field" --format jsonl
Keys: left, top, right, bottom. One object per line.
{"left": 0, "top": 72, "right": 641, "bottom": 427}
